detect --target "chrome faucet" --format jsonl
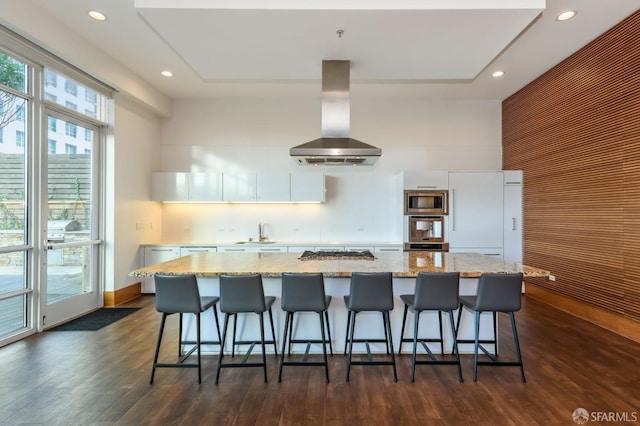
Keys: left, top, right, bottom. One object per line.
{"left": 258, "top": 222, "right": 267, "bottom": 241}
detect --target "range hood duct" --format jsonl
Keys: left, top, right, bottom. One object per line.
{"left": 290, "top": 60, "right": 381, "bottom": 166}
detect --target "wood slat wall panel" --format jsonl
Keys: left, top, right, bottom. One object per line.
{"left": 503, "top": 10, "right": 640, "bottom": 322}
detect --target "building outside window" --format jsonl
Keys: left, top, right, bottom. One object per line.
{"left": 15, "top": 130, "right": 24, "bottom": 147}
{"left": 64, "top": 143, "right": 76, "bottom": 154}
{"left": 0, "top": 128, "right": 3, "bottom": 143}
{"left": 84, "top": 128, "right": 91, "bottom": 142}
{"left": 45, "top": 69, "right": 56, "bottom": 87}
{"left": 64, "top": 80, "right": 77, "bottom": 96}
{"left": 16, "top": 105, "right": 24, "bottom": 121}
{"left": 65, "top": 122, "right": 76, "bottom": 137}
{"left": 48, "top": 139, "right": 56, "bottom": 154}
{"left": 48, "top": 116, "right": 56, "bottom": 132}
{"left": 44, "top": 93, "right": 56, "bottom": 102}
{"left": 65, "top": 101, "right": 77, "bottom": 111}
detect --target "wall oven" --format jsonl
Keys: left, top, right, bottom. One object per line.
{"left": 404, "top": 190, "right": 448, "bottom": 215}
{"left": 403, "top": 215, "right": 449, "bottom": 252}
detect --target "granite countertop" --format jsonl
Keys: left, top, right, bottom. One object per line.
{"left": 129, "top": 251, "right": 550, "bottom": 279}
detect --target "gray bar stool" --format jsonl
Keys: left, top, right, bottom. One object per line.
{"left": 150, "top": 274, "right": 222, "bottom": 384}
{"left": 278, "top": 273, "right": 333, "bottom": 383}
{"left": 215, "top": 274, "right": 278, "bottom": 384}
{"left": 454, "top": 272, "right": 526, "bottom": 382}
{"left": 398, "top": 272, "right": 463, "bottom": 382}
{"left": 344, "top": 272, "right": 398, "bottom": 382}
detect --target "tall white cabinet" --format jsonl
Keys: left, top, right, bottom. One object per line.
{"left": 446, "top": 170, "right": 523, "bottom": 261}
{"left": 447, "top": 171, "right": 504, "bottom": 257}
{"left": 503, "top": 171, "right": 523, "bottom": 262}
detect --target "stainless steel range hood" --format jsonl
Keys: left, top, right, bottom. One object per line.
{"left": 290, "top": 60, "right": 381, "bottom": 166}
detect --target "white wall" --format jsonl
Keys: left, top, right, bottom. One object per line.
{"left": 106, "top": 94, "right": 163, "bottom": 291}
{"left": 158, "top": 97, "right": 502, "bottom": 243}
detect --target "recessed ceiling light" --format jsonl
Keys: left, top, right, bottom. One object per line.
{"left": 88, "top": 10, "right": 107, "bottom": 21}
{"left": 492, "top": 71, "right": 505, "bottom": 78}
{"left": 161, "top": 70, "right": 173, "bottom": 77}
{"left": 556, "top": 10, "right": 576, "bottom": 21}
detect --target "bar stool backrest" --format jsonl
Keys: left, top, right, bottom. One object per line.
{"left": 347, "top": 272, "right": 394, "bottom": 311}
{"left": 475, "top": 273, "right": 524, "bottom": 312}
{"left": 154, "top": 274, "right": 202, "bottom": 313}
{"left": 281, "top": 273, "right": 327, "bottom": 312}
{"left": 219, "top": 274, "right": 266, "bottom": 313}
{"left": 413, "top": 272, "right": 460, "bottom": 311}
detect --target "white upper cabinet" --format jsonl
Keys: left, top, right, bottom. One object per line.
{"left": 403, "top": 171, "right": 449, "bottom": 190}
{"left": 257, "top": 172, "right": 290, "bottom": 202}
{"left": 448, "top": 171, "right": 504, "bottom": 249}
{"left": 290, "top": 173, "right": 325, "bottom": 202}
{"left": 189, "top": 173, "right": 223, "bottom": 201}
{"left": 152, "top": 172, "right": 189, "bottom": 201}
{"left": 503, "top": 170, "right": 523, "bottom": 186}
{"left": 152, "top": 172, "right": 222, "bottom": 201}
{"left": 222, "top": 173, "right": 257, "bottom": 201}
{"left": 152, "top": 172, "right": 325, "bottom": 202}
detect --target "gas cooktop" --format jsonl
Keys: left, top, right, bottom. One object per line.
{"left": 299, "top": 250, "right": 376, "bottom": 261}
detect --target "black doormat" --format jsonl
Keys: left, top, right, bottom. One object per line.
{"left": 48, "top": 308, "right": 140, "bottom": 331}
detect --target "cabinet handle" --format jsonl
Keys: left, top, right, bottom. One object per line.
{"left": 484, "top": 253, "right": 501, "bottom": 256}
{"left": 260, "top": 248, "right": 281, "bottom": 252}
{"left": 151, "top": 248, "right": 173, "bottom": 252}
{"left": 512, "top": 217, "right": 517, "bottom": 231}
{"left": 378, "top": 248, "right": 400, "bottom": 252}
{"left": 224, "top": 248, "right": 245, "bottom": 252}
{"left": 416, "top": 185, "right": 436, "bottom": 189}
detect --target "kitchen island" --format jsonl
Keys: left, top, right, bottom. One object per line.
{"left": 130, "top": 251, "right": 549, "bottom": 354}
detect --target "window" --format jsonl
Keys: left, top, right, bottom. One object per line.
{"left": 64, "top": 80, "right": 77, "bottom": 96}
{"left": 84, "top": 148, "right": 91, "bottom": 155}
{"left": 44, "top": 69, "right": 57, "bottom": 87}
{"left": 44, "top": 69, "right": 108, "bottom": 122}
{"left": 84, "top": 128, "right": 92, "bottom": 142}
{"left": 16, "top": 130, "right": 25, "bottom": 147}
{"left": 65, "top": 122, "right": 77, "bottom": 138}
{"left": 48, "top": 139, "right": 56, "bottom": 154}
{"left": 48, "top": 116, "right": 56, "bottom": 132}
{"left": 64, "top": 143, "right": 76, "bottom": 154}
{"left": 0, "top": 128, "right": 3, "bottom": 143}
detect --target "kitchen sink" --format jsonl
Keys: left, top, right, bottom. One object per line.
{"left": 235, "top": 241, "right": 277, "bottom": 244}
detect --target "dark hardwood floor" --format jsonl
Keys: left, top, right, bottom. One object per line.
{"left": 0, "top": 294, "right": 638, "bottom": 425}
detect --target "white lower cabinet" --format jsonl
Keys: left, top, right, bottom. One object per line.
{"left": 218, "top": 245, "right": 287, "bottom": 253}
{"left": 315, "top": 246, "right": 345, "bottom": 251}
{"left": 344, "top": 246, "right": 374, "bottom": 252}
{"left": 143, "top": 246, "right": 181, "bottom": 293}
{"left": 374, "top": 245, "right": 403, "bottom": 252}
{"left": 449, "top": 247, "right": 504, "bottom": 259}
{"left": 218, "top": 246, "right": 251, "bottom": 253}
{"left": 179, "top": 246, "right": 217, "bottom": 256}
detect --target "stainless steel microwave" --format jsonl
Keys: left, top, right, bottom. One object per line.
{"left": 404, "top": 190, "right": 448, "bottom": 215}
